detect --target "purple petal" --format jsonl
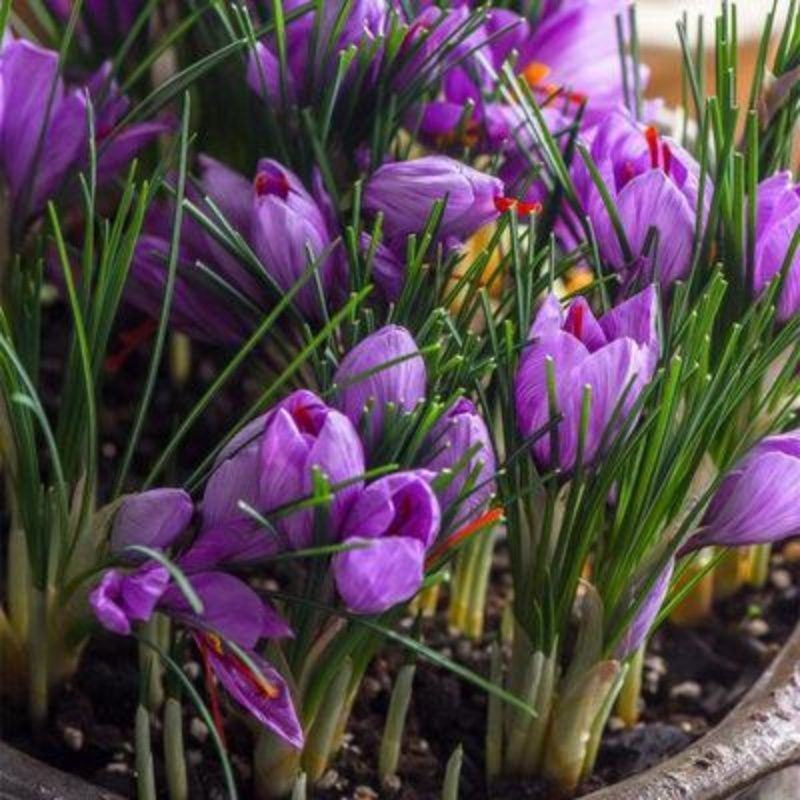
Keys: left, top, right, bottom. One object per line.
{"left": 204, "top": 645, "right": 304, "bottom": 749}
{"left": 617, "top": 558, "right": 674, "bottom": 657}
{"left": 333, "top": 325, "right": 426, "bottom": 448}
{"left": 90, "top": 563, "right": 170, "bottom": 635}
{"left": 111, "top": 488, "right": 193, "bottom": 554}
{"left": 333, "top": 535, "right": 426, "bottom": 614}
{"left": 163, "top": 572, "right": 291, "bottom": 648}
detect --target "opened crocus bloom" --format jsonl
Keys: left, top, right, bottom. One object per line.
{"left": 515, "top": 285, "right": 660, "bottom": 473}
{"left": 182, "top": 390, "right": 365, "bottom": 569}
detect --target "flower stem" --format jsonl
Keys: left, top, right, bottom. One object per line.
{"left": 485, "top": 642, "right": 504, "bottom": 781}
{"left": 163, "top": 697, "right": 188, "bottom": 800}
{"left": 466, "top": 529, "right": 497, "bottom": 639}
{"left": 378, "top": 663, "right": 415, "bottom": 783}
{"left": 135, "top": 704, "right": 157, "bottom": 800}
{"left": 302, "top": 657, "right": 353, "bottom": 782}
{"left": 615, "top": 646, "right": 644, "bottom": 727}
{"left": 254, "top": 730, "right": 302, "bottom": 800}
{"left": 27, "top": 586, "right": 48, "bottom": 732}
{"left": 747, "top": 544, "right": 772, "bottom": 588}
{"left": 139, "top": 616, "right": 164, "bottom": 711}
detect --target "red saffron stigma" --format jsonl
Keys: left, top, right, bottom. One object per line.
{"left": 645, "top": 126, "right": 660, "bottom": 169}
{"left": 425, "top": 507, "right": 504, "bottom": 569}
{"left": 197, "top": 636, "right": 228, "bottom": 749}
{"left": 565, "top": 301, "right": 585, "bottom": 341}
{"left": 494, "top": 197, "right": 543, "bottom": 217}
{"left": 254, "top": 170, "right": 290, "bottom": 200}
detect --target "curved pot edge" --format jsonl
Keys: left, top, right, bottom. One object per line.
{"left": 0, "top": 740, "right": 126, "bottom": 800}
{"left": 583, "top": 620, "right": 800, "bottom": 800}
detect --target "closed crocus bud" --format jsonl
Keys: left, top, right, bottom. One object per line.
{"left": 333, "top": 326, "right": 426, "bottom": 450}
{"left": 573, "top": 111, "right": 708, "bottom": 289}
{"left": 363, "top": 155, "right": 503, "bottom": 247}
{"left": 90, "top": 562, "right": 170, "bottom": 635}
{"left": 333, "top": 472, "right": 440, "bottom": 614}
{"left": 423, "top": 398, "right": 496, "bottom": 523}
{"left": 752, "top": 172, "right": 800, "bottom": 322}
{"left": 251, "top": 159, "right": 341, "bottom": 320}
{"left": 111, "top": 488, "right": 193, "bottom": 555}
{"left": 617, "top": 558, "right": 674, "bottom": 658}
{"left": 684, "top": 432, "right": 800, "bottom": 552}
{"left": 515, "top": 286, "right": 660, "bottom": 473}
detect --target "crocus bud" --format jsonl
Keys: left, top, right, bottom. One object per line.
{"left": 423, "top": 398, "right": 496, "bottom": 523}
{"left": 515, "top": 286, "right": 659, "bottom": 473}
{"left": 684, "top": 432, "right": 800, "bottom": 551}
{"left": 111, "top": 488, "right": 193, "bottom": 555}
{"left": 363, "top": 155, "right": 503, "bottom": 247}
{"left": 617, "top": 558, "right": 674, "bottom": 658}
{"left": 90, "top": 562, "right": 170, "bottom": 635}
{"left": 333, "top": 472, "right": 440, "bottom": 614}
{"left": 251, "top": 159, "right": 342, "bottom": 319}
{"left": 752, "top": 172, "right": 800, "bottom": 322}
{"left": 333, "top": 326, "right": 426, "bottom": 451}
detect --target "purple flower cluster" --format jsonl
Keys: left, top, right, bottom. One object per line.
{"left": 0, "top": 35, "right": 166, "bottom": 225}
{"left": 91, "top": 326, "right": 496, "bottom": 746}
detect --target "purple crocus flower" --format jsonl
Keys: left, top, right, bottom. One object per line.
{"left": 247, "top": 0, "right": 388, "bottom": 107}
{"left": 572, "top": 111, "right": 709, "bottom": 289}
{"left": 183, "top": 391, "right": 366, "bottom": 568}
{"left": 684, "top": 431, "right": 800, "bottom": 552}
{"left": 363, "top": 155, "right": 503, "bottom": 249}
{"left": 752, "top": 172, "right": 800, "bottom": 322}
{"left": 251, "top": 159, "right": 343, "bottom": 319}
{"left": 616, "top": 558, "right": 674, "bottom": 658}
{"left": 110, "top": 488, "right": 193, "bottom": 555}
{"left": 126, "top": 155, "right": 341, "bottom": 341}
{"left": 423, "top": 398, "right": 496, "bottom": 523}
{"left": 333, "top": 471, "right": 441, "bottom": 614}
{"left": 0, "top": 37, "right": 167, "bottom": 225}
{"left": 516, "top": 0, "right": 649, "bottom": 127}
{"left": 515, "top": 286, "right": 660, "bottom": 473}
{"left": 333, "top": 326, "right": 426, "bottom": 450}
{"left": 91, "top": 564, "right": 303, "bottom": 748}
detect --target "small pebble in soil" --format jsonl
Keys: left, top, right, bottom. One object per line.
{"left": 104, "top": 761, "right": 131, "bottom": 775}
{"left": 189, "top": 717, "right": 209, "bottom": 743}
{"left": 317, "top": 769, "right": 339, "bottom": 790}
{"left": 183, "top": 661, "right": 201, "bottom": 681}
{"left": 741, "top": 618, "right": 769, "bottom": 638}
{"left": 670, "top": 681, "right": 702, "bottom": 702}
{"left": 353, "top": 786, "right": 379, "bottom": 799}
{"left": 62, "top": 725, "right": 84, "bottom": 751}
{"left": 382, "top": 774, "right": 402, "bottom": 793}
{"left": 771, "top": 569, "right": 793, "bottom": 590}
{"left": 187, "top": 749, "right": 203, "bottom": 767}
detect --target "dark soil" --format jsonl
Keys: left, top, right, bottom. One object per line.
{"left": 2, "top": 548, "right": 798, "bottom": 800}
